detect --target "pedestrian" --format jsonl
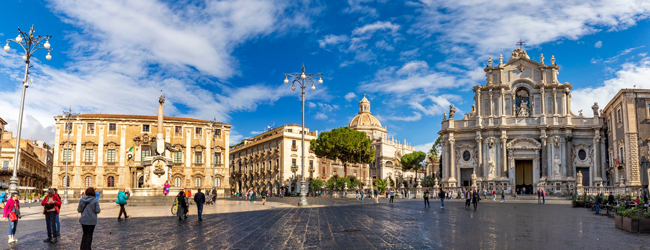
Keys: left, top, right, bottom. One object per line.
{"left": 493, "top": 189, "right": 497, "bottom": 201}
{"left": 3, "top": 193, "right": 20, "bottom": 244}
{"left": 0, "top": 191, "right": 6, "bottom": 206}
{"left": 389, "top": 189, "right": 395, "bottom": 204}
{"left": 483, "top": 189, "right": 487, "bottom": 200}
{"left": 537, "top": 189, "right": 541, "bottom": 204}
{"left": 176, "top": 191, "right": 188, "bottom": 220}
{"left": 595, "top": 193, "right": 602, "bottom": 214}
{"left": 465, "top": 190, "right": 471, "bottom": 208}
{"left": 608, "top": 192, "right": 615, "bottom": 205}
{"left": 78, "top": 187, "right": 101, "bottom": 250}
{"left": 542, "top": 189, "right": 546, "bottom": 204}
{"left": 355, "top": 189, "right": 359, "bottom": 200}
{"left": 423, "top": 189, "right": 430, "bottom": 208}
{"left": 194, "top": 188, "right": 206, "bottom": 220}
{"left": 164, "top": 181, "right": 170, "bottom": 196}
{"left": 374, "top": 188, "right": 379, "bottom": 203}
{"left": 501, "top": 189, "right": 506, "bottom": 202}
{"left": 472, "top": 190, "right": 480, "bottom": 210}
{"left": 212, "top": 188, "right": 218, "bottom": 204}
{"left": 449, "top": 190, "right": 453, "bottom": 200}
{"left": 41, "top": 188, "right": 60, "bottom": 243}
{"left": 523, "top": 187, "right": 526, "bottom": 195}
{"left": 261, "top": 189, "right": 267, "bottom": 205}
{"left": 116, "top": 188, "right": 129, "bottom": 221}
{"left": 439, "top": 188, "right": 446, "bottom": 208}
{"left": 95, "top": 189, "right": 101, "bottom": 201}
{"left": 53, "top": 188, "right": 61, "bottom": 237}
{"left": 408, "top": 190, "right": 411, "bottom": 199}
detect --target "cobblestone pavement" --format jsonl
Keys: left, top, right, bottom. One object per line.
{"left": 0, "top": 197, "right": 647, "bottom": 249}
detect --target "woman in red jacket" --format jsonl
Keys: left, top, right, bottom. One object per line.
{"left": 41, "top": 188, "right": 61, "bottom": 243}
{"left": 3, "top": 193, "right": 20, "bottom": 244}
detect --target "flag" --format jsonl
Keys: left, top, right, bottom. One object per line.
{"left": 127, "top": 146, "right": 133, "bottom": 153}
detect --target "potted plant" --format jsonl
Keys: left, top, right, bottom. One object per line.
{"left": 615, "top": 207, "right": 650, "bottom": 233}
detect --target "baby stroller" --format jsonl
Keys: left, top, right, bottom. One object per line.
{"left": 205, "top": 193, "right": 216, "bottom": 205}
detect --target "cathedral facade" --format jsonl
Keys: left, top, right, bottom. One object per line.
{"left": 438, "top": 48, "right": 607, "bottom": 194}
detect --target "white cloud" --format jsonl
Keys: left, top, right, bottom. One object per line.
{"left": 315, "top": 112, "right": 328, "bottom": 120}
{"left": 308, "top": 102, "right": 317, "bottom": 108}
{"left": 414, "top": 141, "right": 434, "bottom": 153}
{"left": 603, "top": 46, "right": 645, "bottom": 63}
{"left": 595, "top": 41, "right": 603, "bottom": 48}
{"left": 359, "top": 60, "right": 459, "bottom": 94}
{"left": 344, "top": 92, "right": 358, "bottom": 101}
{"left": 352, "top": 21, "right": 400, "bottom": 36}
{"left": 411, "top": 0, "right": 650, "bottom": 55}
{"left": 399, "top": 48, "right": 420, "bottom": 60}
{"left": 318, "top": 34, "right": 349, "bottom": 48}
{"left": 572, "top": 57, "right": 650, "bottom": 114}
{"left": 384, "top": 112, "right": 422, "bottom": 121}
{"left": 344, "top": 0, "right": 378, "bottom": 17}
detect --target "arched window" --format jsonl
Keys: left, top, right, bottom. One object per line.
{"left": 62, "top": 176, "right": 70, "bottom": 187}
{"left": 195, "top": 177, "right": 202, "bottom": 187}
{"left": 174, "top": 177, "right": 181, "bottom": 187}
{"left": 107, "top": 176, "right": 115, "bottom": 187}
{"left": 215, "top": 177, "right": 221, "bottom": 187}
{"left": 85, "top": 176, "right": 92, "bottom": 187}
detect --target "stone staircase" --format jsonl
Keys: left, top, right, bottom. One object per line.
{"left": 126, "top": 195, "right": 178, "bottom": 206}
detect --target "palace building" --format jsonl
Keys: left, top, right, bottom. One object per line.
{"left": 438, "top": 48, "right": 610, "bottom": 194}
{"left": 229, "top": 124, "right": 319, "bottom": 195}
{"left": 1, "top": 132, "right": 53, "bottom": 192}
{"left": 52, "top": 113, "right": 231, "bottom": 197}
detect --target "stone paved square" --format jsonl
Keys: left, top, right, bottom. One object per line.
{"left": 0, "top": 197, "right": 647, "bottom": 249}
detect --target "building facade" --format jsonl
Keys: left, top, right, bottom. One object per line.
{"left": 438, "top": 48, "right": 608, "bottom": 194}
{"left": 1, "top": 132, "right": 53, "bottom": 193}
{"left": 52, "top": 114, "right": 231, "bottom": 197}
{"left": 0, "top": 117, "right": 6, "bottom": 152}
{"left": 602, "top": 89, "right": 650, "bottom": 188}
{"left": 348, "top": 96, "right": 415, "bottom": 188}
{"left": 229, "top": 124, "right": 319, "bottom": 196}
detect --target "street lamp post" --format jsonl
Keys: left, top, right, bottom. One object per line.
{"left": 62, "top": 107, "right": 77, "bottom": 204}
{"left": 283, "top": 64, "right": 323, "bottom": 206}
{"left": 3, "top": 25, "right": 52, "bottom": 195}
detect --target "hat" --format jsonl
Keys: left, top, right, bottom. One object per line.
{"left": 47, "top": 188, "right": 54, "bottom": 194}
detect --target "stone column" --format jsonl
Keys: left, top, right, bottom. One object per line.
{"left": 489, "top": 91, "right": 494, "bottom": 117}
{"left": 541, "top": 88, "right": 546, "bottom": 115}
{"left": 566, "top": 131, "right": 573, "bottom": 179}
{"left": 541, "top": 133, "right": 547, "bottom": 179}
{"left": 594, "top": 133, "right": 602, "bottom": 185}
{"left": 553, "top": 88, "right": 557, "bottom": 115}
{"left": 476, "top": 133, "right": 483, "bottom": 177}
{"left": 501, "top": 88, "right": 506, "bottom": 117}
{"left": 501, "top": 131, "right": 508, "bottom": 176}
{"left": 449, "top": 136, "right": 456, "bottom": 186}
{"left": 476, "top": 91, "right": 482, "bottom": 119}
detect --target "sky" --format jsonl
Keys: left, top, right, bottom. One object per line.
{"left": 1, "top": 0, "right": 650, "bottom": 152}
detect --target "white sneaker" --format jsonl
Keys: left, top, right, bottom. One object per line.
{"left": 12, "top": 239, "right": 17, "bottom": 243}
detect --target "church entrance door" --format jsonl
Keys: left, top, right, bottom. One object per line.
{"left": 137, "top": 176, "right": 144, "bottom": 188}
{"left": 515, "top": 160, "right": 533, "bottom": 194}
{"left": 577, "top": 167, "right": 590, "bottom": 186}
{"left": 460, "top": 168, "right": 473, "bottom": 187}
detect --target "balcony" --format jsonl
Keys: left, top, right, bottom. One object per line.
{"left": 291, "top": 165, "right": 298, "bottom": 171}
{"left": 291, "top": 146, "right": 297, "bottom": 151}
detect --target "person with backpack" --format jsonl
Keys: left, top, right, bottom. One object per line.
{"left": 360, "top": 189, "right": 365, "bottom": 201}
{"left": 41, "top": 188, "right": 61, "bottom": 243}
{"left": 116, "top": 188, "right": 129, "bottom": 221}
{"left": 3, "top": 193, "right": 20, "bottom": 244}
{"left": 472, "top": 190, "right": 480, "bottom": 210}
{"left": 194, "top": 189, "right": 206, "bottom": 220}
{"left": 493, "top": 189, "right": 497, "bottom": 201}
{"left": 501, "top": 189, "right": 506, "bottom": 202}
{"left": 374, "top": 188, "right": 379, "bottom": 203}
{"left": 78, "top": 187, "right": 101, "bottom": 250}
{"left": 439, "top": 188, "right": 446, "bottom": 208}
{"left": 423, "top": 189, "right": 430, "bottom": 208}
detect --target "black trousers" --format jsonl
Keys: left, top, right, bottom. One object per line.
{"left": 45, "top": 211, "right": 57, "bottom": 238}
{"left": 424, "top": 197, "right": 430, "bottom": 207}
{"left": 389, "top": 196, "right": 394, "bottom": 203}
{"left": 80, "top": 224, "right": 95, "bottom": 250}
{"left": 473, "top": 202, "right": 478, "bottom": 210}
{"left": 466, "top": 199, "right": 471, "bottom": 207}
{"left": 118, "top": 204, "right": 127, "bottom": 218}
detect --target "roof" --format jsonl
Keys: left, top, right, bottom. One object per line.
{"left": 0, "top": 117, "right": 6, "bottom": 125}
{"left": 61, "top": 114, "right": 229, "bottom": 126}
{"left": 602, "top": 88, "right": 650, "bottom": 112}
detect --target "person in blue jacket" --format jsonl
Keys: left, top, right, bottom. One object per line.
{"left": 116, "top": 188, "right": 129, "bottom": 221}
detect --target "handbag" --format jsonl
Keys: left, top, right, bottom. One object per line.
{"left": 9, "top": 205, "right": 18, "bottom": 222}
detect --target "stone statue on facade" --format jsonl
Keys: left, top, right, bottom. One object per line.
{"left": 449, "top": 105, "right": 456, "bottom": 119}
{"left": 592, "top": 102, "right": 599, "bottom": 116}
{"left": 443, "top": 113, "right": 447, "bottom": 121}
{"left": 143, "top": 166, "right": 150, "bottom": 188}
{"left": 488, "top": 137, "right": 495, "bottom": 148}
{"left": 553, "top": 155, "right": 561, "bottom": 177}
{"left": 553, "top": 136, "right": 560, "bottom": 148}
{"left": 488, "top": 157, "right": 495, "bottom": 178}
{"left": 518, "top": 100, "right": 529, "bottom": 117}
{"left": 471, "top": 171, "right": 477, "bottom": 188}
{"left": 576, "top": 171, "right": 583, "bottom": 186}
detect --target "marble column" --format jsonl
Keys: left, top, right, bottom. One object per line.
{"left": 476, "top": 133, "right": 483, "bottom": 177}
{"left": 566, "top": 132, "right": 573, "bottom": 179}
{"left": 489, "top": 92, "right": 494, "bottom": 117}
{"left": 594, "top": 134, "right": 602, "bottom": 185}
{"left": 541, "top": 134, "right": 547, "bottom": 178}
{"left": 501, "top": 131, "right": 508, "bottom": 176}
{"left": 477, "top": 91, "right": 482, "bottom": 119}
{"left": 501, "top": 88, "right": 506, "bottom": 117}
{"left": 553, "top": 88, "right": 557, "bottom": 115}
{"left": 449, "top": 136, "right": 456, "bottom": 186}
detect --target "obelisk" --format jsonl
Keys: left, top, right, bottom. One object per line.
{"left": 157, "top": 92, "right": 165, "bottom": 155}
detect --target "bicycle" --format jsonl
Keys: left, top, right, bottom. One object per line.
{"left": 171, "top": 200, "right": 178, "bottom": 215}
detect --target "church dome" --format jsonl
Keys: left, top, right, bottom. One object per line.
{"left": 349, "top": 95, "right": 383, "bottom": 129}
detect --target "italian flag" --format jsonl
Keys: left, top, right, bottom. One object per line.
{"left": 127, "top": 146, "right": 134, "bottom": 153}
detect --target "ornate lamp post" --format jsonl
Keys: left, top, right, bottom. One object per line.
{"left": 61, "top": 107, "right": 77, "bottom": 204}
{"left": 3, "top": 25, "right": 52, "bottom": 195}
{"left": 283, "top": 64, "right": 323, "bottom": 206}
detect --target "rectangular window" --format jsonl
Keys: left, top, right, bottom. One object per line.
{"left": 195, "top": 127, "right": 202, "bottom": 135}
{"left": 85, "top": 149, "right": 94, "bottom": 162}
{"left": 292, "top": 159, "right": 297, "bottom": 168}
{"left": 108, "top": 123, "right": 116, "bottom": 131}
{"left": 86, "top": 123, "right": 95, "bottom": 134}
{"left": 141, "top": 145, "right": 150, "bottom": 159}
{"left": 556, "top": 97, "right": 563, "bottom": 114}
{"left": 309, "top": 160, "right": 313, "bottom": 169}
{"left": 213, "top": 152, "right": 221, "bottom": 164}
{"left": 292, "top": 140, "right": 297, "bottom": 150}
{"left": 174, "top": 151, "right": 182, "bottom": 163}
{"left": 107, "top": 149, "right": 116, "bottom": 162}
{"left": 617, "top": 108, "right": 622, "bottom": 123}
{"left": 65, "top": 122, "right": 73, "bottom": 132}
{"left": 142, "top": 124, "right": 150, "bottom": 132}
{"left": 2, "top": 161, "right": 9, "bottom": 171}
{"left": 63, "top": 149, "right": 72, "bottom": 162}
{"left": 175, "top": 126, "right": 182, "bottom": 133}
{"left": 215, "top": 129, "right": 221, "bottom": 136}
{"left": 546, "top": 97, "right": 553, "bottom": 115}
{"left": 195, "top": 152, "right": 203, "bottom": 164}
{"left": 619, "top": 147, "right": 624, "bottom": 163}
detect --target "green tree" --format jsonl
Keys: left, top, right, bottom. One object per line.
{"left": 335, "top": 177, "right": 351, "bottom": 190}
{"left": 428, "top": 137, "right": 442, "bottom": 177}
{"left": 310, "top": 127, "right": 375, "bottom": 177}
{"left": 325, "top": 177, "right": 337, "bottom": 190}
{"left": 373, "top": 179, "right": 387, "bottom": 194}
{"left": 401, "top": 151, "right": 426, "bottom": 173}
{"left": 422, "top": 176, "right": 436, "bottom": 187}
{"left": 310, "top": 179, "right": 325, "bottom": 191}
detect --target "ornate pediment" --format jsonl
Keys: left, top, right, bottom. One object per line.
{"left": 507, "top": 137, "right": 541, "bottom": 150}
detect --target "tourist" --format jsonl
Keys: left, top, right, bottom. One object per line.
{"left": 448, "top": 190, "right": 453, "bottom": 200}
{"left": 537, "top": 189, "right": 541, "bottom": 204}
{"left": 261, "top": 189, "right": 267, "bottom": 205}
{"left": 389, "top": 189, "right": 395, "bottom": 204}
{"left": 355, "top": 189, "right": 359, "bottom": 200}
{"left": 194, "top": 188, "right": 206, "bottom": 220}
{"left": 360, "top": 189, "right": 365, "bottom": 201}
{"left": 212, "top": 188, "right": 218, "bottom": 204}
{"left": 374, "top": 188, "right": 379, "bottom": 203}
{"left": 41, "top": 188, "right": 60, "bottom": 243}
{"left": 500, "top": 189, "right": 506, "bottom": 202}
{"left": 465, "top": 190, "right": 471, "bottom": 208}
{"left": 482, "top": 189, "right": 487, "bottom": 200}
{"left": 176, "top": 191, "right": 188, "bottom": 220}
{"left": 595, "top": 193, "right": 602, "bottom": 214}
{"left": 439, "top": 188, "right": 446, "bottom": 208}
{"left": 423, "top": 189, "right": 430, "bottom": 208}
{"left": 542, "top": 189, "right": 546, "bottom": 204}
{"left": 95, "top": 189, "right": 101, "bottom": 201}
{"left": 3, "top": 193, "right": 20, "bottom": 244}
{"left": 408, "top": 190, "right": 411, "bottom": 199}
{"left": 493, "top": 189, "right": 497, "bottom": 201}
{"left": 53, "top": 188, "right": 61, "bottom": 237}
{"left": 116, "top": 188, "right": 129, "bottom": 221}
{"left": 472, "top": 190, "right": 480, "bottom": 210}
{"left": 0, "top": 191, "right": 6, "bottom": 205}
{"left": 78, "top": 187, "right": 101, "bottom": 250}
{"left": 244, "top": 191, "right": 248, "bottom": 201}
{"left": 163, "top": 181, "right": 170, "bottom": 196}
{"left": 608, "top": 192, "right": 615, "bottom": 205}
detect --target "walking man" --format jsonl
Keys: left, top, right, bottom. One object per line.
{"left": 389, "top": 189, "right": 395, "bottom": 204}
{"left": 194, "top": 188, "right": 206, "bottom": 220}
{"left": 374, "top": 188, "right": 379, "bottom": 203}
{"left": 360, "top": 189, "right": 364, "bottom": 201}
{"left": 465, "top": 190, "right": 471, "bottom": 208}
{"left": 439, "top": 188, "right": 446, "bottom": 208}
{"left": 493, "top": 189, "right": 497, "bottom": 201}
{"left": 423, "top": 189, "right": 430, "bottom": 208}
{"left": 537, "top": 189, "right": 541, "bottom": 204}
{"left": 595, "top": 193, "right": 601, "bottom": 214}
{"left": 472, "top": 190, "right": 480, "bottom": 210}
{"left": 501, "top": 189, "right": 506, "bottom": 202}
{"left": 78, "top": 187, "right": 101, "bottom": 250}
{"left": 261, "top": 189, "right": 267, "bottom": 205}
{"left": 116, "top": 188, "right": 129, "bottom": 221}
{"left": 355, "top": 189, "right": 359, "bottom": 200}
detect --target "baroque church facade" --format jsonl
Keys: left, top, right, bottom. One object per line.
{"left": 438, "top": 48, "right": 608, "bottom": 194}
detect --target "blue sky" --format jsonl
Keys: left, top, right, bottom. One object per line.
{"left": 1, "top": 0, "right": 650, "bottom": 151}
